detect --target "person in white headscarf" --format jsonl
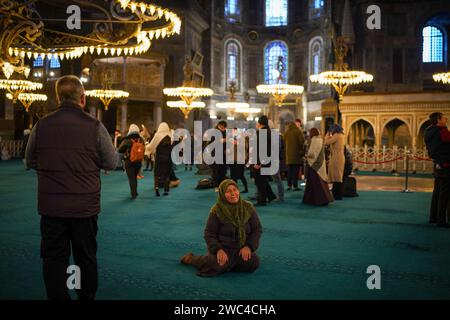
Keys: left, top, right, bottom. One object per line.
{"left": 146, "top": 122, "right": 173, "bottom": 196}
{"left": 303, "top": 128, "right": 334, "bottom": 206}
{"left": 118, "top": 124, "right": 145, "bottom": 199}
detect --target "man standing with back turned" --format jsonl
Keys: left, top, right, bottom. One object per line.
{"left": 25, "top": 75, "right": 117, "bottom": 299}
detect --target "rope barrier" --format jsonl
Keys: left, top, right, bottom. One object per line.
{"left": 352, "top": 157, "right": 403, "bottom": 165}
{"left": 410, "top": 155, "right": 433, "bottom": 162}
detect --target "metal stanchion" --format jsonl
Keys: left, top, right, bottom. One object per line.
{"left": 401, "top": 151, "right": 412, "bottom": 193}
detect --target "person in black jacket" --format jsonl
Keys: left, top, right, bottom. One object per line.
{"left": 210, "top": 120, "right": 228, "bottom": 190}
{"left": 180, "top": 179, "right": 262, "bottom": 277}
{"left": 253, "top": 116, "right": 276, "bottom": 206}
{"left": 25, "top": 75, "right": 117, "bottom": 300}
{"left": 118, "top": 124, "right": 145, "bottom": 200}
{"left": 424, "top": 112, "right": 450, "bottom": 228}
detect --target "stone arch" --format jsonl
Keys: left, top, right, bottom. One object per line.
{"left": 417, "top": 120, "right": 431, "bottom": 149}
{"left": 381, "top": 117, "right": 413, "bottom": 137}
{"left": 347, "top": 118, "right": 376, "bottom": 147}
{"left": 381, "top": 118, "right": 412, "bottom": 148}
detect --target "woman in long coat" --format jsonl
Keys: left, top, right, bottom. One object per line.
{"left": 146, "top": 122, "right": 173, "bottom": 196}
{"left": 180, "top": 179, "right": 262, "bottom": 277}
{"left": 303, "top": 128, "right": 334, "bottom": 205}
{"left": 324, "top": 124, "right": 346, "bottom": 200}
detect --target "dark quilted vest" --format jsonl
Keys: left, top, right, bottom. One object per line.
{"left": 35, "top": 103, "right": 101, "bottom": 218}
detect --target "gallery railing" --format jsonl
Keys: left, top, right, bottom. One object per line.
{"left": 0, "top": 140, "right": 23, "bottom": 159}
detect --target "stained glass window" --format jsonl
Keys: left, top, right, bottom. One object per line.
{"left": 314, "top": 0, "right": 324, "bottom": 8}
{"left": 33, "top": 56, "right": 44, "bottom": 67}
{"left": 226, "top": 41, "right": 240, "bottom": 87}
{"left": 264, "top": 41, "right": 288, "bottom": 84}
{"left": 422, "top": 26, "right": 444, "bottom": 63}
{"left": 311, "top": 41, "right": 321, "bottom": 75}
{"left": 49, "top": 56, "right": 61, "bottom": 68}
{"left": 265, "top": 0, "right": 288, "bottom": 27}
{"left": 225, "top": 0, "right": 240, "bottom": 23}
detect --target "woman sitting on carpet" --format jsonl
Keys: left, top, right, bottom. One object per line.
{"left": 180, "top": 179, "right": 262, "bottom": 277}
{"left": 303, "top": 128, "right": 334, "bottom": 206}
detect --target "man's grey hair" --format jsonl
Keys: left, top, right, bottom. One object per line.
{"left": 55, "top": 75, "right": 85, "bottom": 105}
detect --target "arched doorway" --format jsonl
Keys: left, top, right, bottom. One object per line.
{"left": 347, "top": 119, "right": 375, "bottom": 147}
{"left": 381, "top": 119, "right": 412, "bottom": 148}
{"left": 417, "top": 120, "right": 431, "bottom": 149}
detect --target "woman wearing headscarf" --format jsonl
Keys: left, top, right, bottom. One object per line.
{"left": 118, "top": 124, "right": 145, "bottom": 199}
{"left": 180, "top": 179, "right": 262, "bottom": 277}
{"left": 146, "top": 122, "right": 173, "bottom": 196}
{"left": 324, "top": 124, "right": 346, "bottom": 200}
{"left": 303, "top": 128, "right": 334, "bottom": 206}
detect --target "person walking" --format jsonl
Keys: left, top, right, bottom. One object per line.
{"left": 146, "top": 122, "right": 173, "bottom": 196}
{"left": 303, "top": 128, "right": 334, "bottom": 206}
{"left": 252, "top": 116, "right": 276, "bottom": 206}
{"left": 25, "top": 75, "right": 117, "bottom": 300}
{"left": 284, "top": 119, "right": 305, "bottom": 191}
{"left": 118, "top": 124, "right": 145, "bottom": 200}
{"left": 229, "top": 128, "right": 249, "bottom": 193}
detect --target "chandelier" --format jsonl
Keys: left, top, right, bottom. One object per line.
{"left": 167, "top": 101, "right": 205, "bottom": 119}
{"left": 163, "top": 87, "right": 213, "bottom": 105}
{"left": 163, "top": 56, "right": 213, "bottom": 118}
{"left": 257, "top": 56, "right": 304, "bottom": 107}
{"left": 309, "top": 37, "right": 373, "bottom": 101}
{"left": 433, "top": 72, "right": 450, "bottom": 84}
{"left": 1, "top": 0, "right": 181, "bottom": 78}
{"left": 235, "top": 107, "right": 262, "bottom": 121}
{"left": 85, "top": 68, "right": 129, "bottom": 110}
{"left": 0, "top": 79, "right": 43, "bottom": 103}
{"left": 85, "top": 89, "right": 129, "bottom": 110}
{"left": 216, "top": 81, "right": 249, "bottom": 117}
{"left": 6, "top": 92, "right": 47, "bottom": 112}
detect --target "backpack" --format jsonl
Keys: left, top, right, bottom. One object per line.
{"left": 129, "top": 138, "right": 145, "bottom": 162}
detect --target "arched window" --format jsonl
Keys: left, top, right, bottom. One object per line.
{"left": 265, "top": 0, "right": 288, "bottom": 27}
{"left": 264, "top": 41, "right": 288, "bottom": 84}
{"left": 309, "top": 38, "right": 323, "bottom": 76}
{"left": 226, "top": 41, "right": 240, "bottom": 88}
{"left": 33, "top": 56, "right": 44, "bottom": 67}
{"left": 225, "top": 0, "right": 240, "bottom": 23}
{"left": 422, "top": 26, "right": 444, "bottom": 63}
{"left": 314, "top": 0, "right": 324, "bottom": 8}
{"left": 49, "top": 56, "right": 61, "bottom": 68}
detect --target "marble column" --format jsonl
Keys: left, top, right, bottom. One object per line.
{"left": 120, "top": 100, "right": 128, "bottom": 135}
{"left": 96, "top": 107, "right": 102, "bottom": 122}
{"left": 153, "top": 101, "right": 162, "bottom": 128}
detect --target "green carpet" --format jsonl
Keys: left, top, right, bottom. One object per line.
{"left": 0, "top": 160, "right": 449, "bottom": 300}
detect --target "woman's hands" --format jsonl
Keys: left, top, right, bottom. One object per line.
{"left": 217, "top": 249, "right": 229, "bottom": 266}
{"left": 239, "top": 246, "right": 252, "bottom": 262}
{"left": 217, "top": 247, "right": 252, "bottom": 266}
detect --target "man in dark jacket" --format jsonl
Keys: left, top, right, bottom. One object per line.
{"left": 25, "top": 75, "right": 117, "bottom": 299}
{"left": 211, "top": 120, "right": 228, "bottom": 190}
{"left": 424, "top": 112, "right": 450, "bottom": 228}
{"left": 253, "top": 116, "right": 277, "bottom": 206}
{"left": 284, "top": 119, "right": 305, "bottom": 191}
